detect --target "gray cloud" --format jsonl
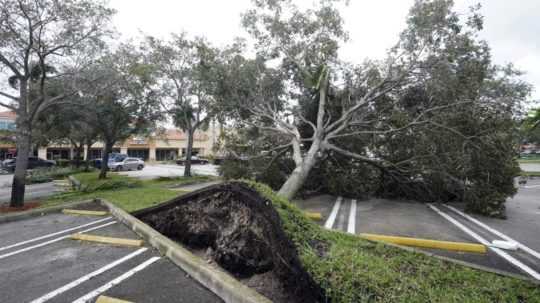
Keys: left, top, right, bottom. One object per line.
{"left": 109, "top": 0, "right": 539, "bottom": 99}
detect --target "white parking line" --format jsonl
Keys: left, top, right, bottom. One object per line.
{"left": 0, "top": 221, "right": 116, "bottom": 260}
{"left": 72, "top": 256, "right": 161, "bottom": 303}
{"left": 429, "top": 204, "right": 540, "bottom": 280}
{"left": 0, "top": 217, "right": 113, "bottom": 253}
{"left": 524, "top": 185, "right": 540, "bottom": 189}
{"left": 347, "top": 199, "right": 357, "bottom": 234}
{"left": 324, "top": 197, "right": 342, "bottom": 229}
{"left": 29, "top": 248, "right": 148, "bottom": 303}
{"left": 443, "top": 204, "right": 540, "bottom": 261}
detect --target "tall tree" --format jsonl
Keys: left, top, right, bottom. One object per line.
{"left": 144, "top": 35, "right": 218, "bottom": 177}
{"left": 33, "top": 103, "right": 100, "bottom": 169}
{"left": 76, "top": 49, "right": 160, "bottom": 179}
{"left": 0, "top": 0, "right": 114, "bottom": 206}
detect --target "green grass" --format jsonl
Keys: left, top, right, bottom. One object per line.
{"left": 518, "top": 155, "right": 540, "bottom": 164}
{"left": 246, "top": 181, "right": 540, "bottom": 303}
{"left": 26, "top": 167, "right": 88, "bottom": 184}
{"left": 521, "top": 171, "right": 540, "bottom": 177}
{"left": 518, "top": 158, "right": 540, "bottom": 164}
{"left": 42, "top": 172, "right": 216, "bottom": 212}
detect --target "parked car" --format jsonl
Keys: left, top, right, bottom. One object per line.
{"left": 93, "top": 153, "right": 129, "bottom": 169}
{"left": 107, "top": 156, "right": 145, "bottom": 171}
{"left": 2, "top": 157, "right": 56, "bottom": 172}
{"left": 176, "top": 155, "right": 209, "bottom": 165}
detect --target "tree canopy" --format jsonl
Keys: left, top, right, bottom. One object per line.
{"left": 217, "top": 0, "right": 531, "bottom": 217}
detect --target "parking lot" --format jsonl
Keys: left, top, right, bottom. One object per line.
{"left": 119, "top": 164, "right": 219, "bottom": 180}
{"left": 0, "top": 163, "right": 219, "bottom": 203}
{"left": 0, "top": 206, "right": 222, "bottom": 303}
{"left": 0, "top": 173, "right": 60, "bottom": 203}
{"left": 295, "top": 178, "right": 540, "bottom": 281}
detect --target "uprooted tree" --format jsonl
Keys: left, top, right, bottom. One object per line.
{"left": 218, "top": 0, "right": 530, "bottom": 217}
{"left": 0, "top": 0, "right": 114, "bottom": 207}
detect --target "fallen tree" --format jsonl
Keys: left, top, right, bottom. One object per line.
{"left": 217, "top": 0, "right": 529, "bottom": 217}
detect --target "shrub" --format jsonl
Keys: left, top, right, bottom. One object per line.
{"left": 55, "top": 159, "right": 71, "bottom": 167}
{"left": 83, "top": 179, "right": 142, "bottom": 192}
{"left": 219, "top": 159, "right": 253, "bottom": 180}
{"left": 73, "top": 172, "right": 142, "bottom": 193}
{"left": 26, "top": 167, "right": 87, "bottom": 184}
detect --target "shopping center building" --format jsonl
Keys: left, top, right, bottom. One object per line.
{"left": 0, "top": 111, "right": 221, "bottom": 162}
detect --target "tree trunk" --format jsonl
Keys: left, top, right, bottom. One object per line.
{"left": 184, "top": 128, "right": 195, "bottom": 177}
{"left": 99, "top": 141, "right": 113, "bottom": 179}
{"left": 85, "top": 141, "right": 93, "bottom": 171}
{"left": 277, "top": 160, "right": 316, "bottom": 201}
{"left": 277, "top": 143, "right": 319, "bottom": 200}
{"left": 10, "top": 126, "right": 31, "bottom": 207}
{"left": 74, "top": 143, "right": 83, "bottom": 168}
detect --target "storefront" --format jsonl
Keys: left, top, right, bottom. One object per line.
{"left": 156, "top": 148, "right": 178, "bottom": 161}
{"left": 0, "top": 147, "right": 16, "bottom": 161}
{"left": 181, "top": 148, "right": 202, "bottom": 156}
{"left": 46, "top": 148, "right": 71, "bottom": 160}
{"left": 127, "top": 148, "right": 149, "bottom": 160}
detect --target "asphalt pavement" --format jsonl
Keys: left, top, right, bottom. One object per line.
{"left": 295, "top": 179, "right": 540, "bottom": 281}
{"left": 0, "top": 209, "right": 223, "bottom": 303}
{"left": 0, "top": 173, "right": 60, "bottom": 203}
{"left": 119, "top": 163, "right": 219, "bottom": 180}
{"left": 521, "top": 163, "right": 540, "bottom": 172}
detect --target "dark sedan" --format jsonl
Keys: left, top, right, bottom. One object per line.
{"left": 176, "top": 156, "right": 209, "bottom": 165}
{"left": 2, "top": 157, "right": 56, "bottom": 172}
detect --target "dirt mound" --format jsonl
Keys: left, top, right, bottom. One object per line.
{"left": 136, "top": 182, "right": 325, "bottom": 303}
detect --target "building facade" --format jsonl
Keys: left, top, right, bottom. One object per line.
{"left": 0, "top": 111, "right": 221, "bottom": 162}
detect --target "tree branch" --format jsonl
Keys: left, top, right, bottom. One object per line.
{"left": 0, "top": 53, "right": 22, "bottom": 78}
{"left": 0, "top": 100, "right": 17, "bottom": 111}
{"left": 0, "top": 91, "right": 19, "bottom": 102}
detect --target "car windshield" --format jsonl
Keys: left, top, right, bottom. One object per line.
{"left": 109, "top": 156, "right": 125, "bottom": 162}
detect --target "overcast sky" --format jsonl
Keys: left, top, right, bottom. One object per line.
{"left": 109, "top": 0, "right": 540, "bottom": 100}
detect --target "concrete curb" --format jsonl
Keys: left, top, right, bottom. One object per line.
{"left": 100, "top": 199, "right": 272, "bottom": 303}
{"left": 366, "top": 236, "right": 540, "bottom": 285}
{"left": 0, "top": 199, "right": 96, "bottom": 224}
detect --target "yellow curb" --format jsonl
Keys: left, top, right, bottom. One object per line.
{"left": 62, "top": 209, "right": 109, "bottom": 216}
{"left": 70, "top": 233, "right": 144, "bottom": 247}
{"left": 304, "top": 212, "right": 323, "bottom": 221}
{"left": 359, "top": 233, "right": 487, "bottom": 254}
{"left": 96, "top": 295, "right": 133, "bottom": 303}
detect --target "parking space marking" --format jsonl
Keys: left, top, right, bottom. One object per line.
{"left": 324, "top": 197, "right": 342, "bottom": 229}
{"left": 72, "top": 256, "right": 161, "bottom": 303}
{"left": 0, "top": 221, "right": 116, "bottom": 260}
{"left": 29, "top": 248, "right": 148, "bottom": 303}
{"left": 347, "top": 199, "right": 357, "bottom": 234}
{"left": 429, "top": 204, "right": 540, "bottom": 280}
{"left": 443, "top": 204, "right": 540, "bottom": 261}
{"left": 0, "top": 217, "right": 113, "bottom": 253}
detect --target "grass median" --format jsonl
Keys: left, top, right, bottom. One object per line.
{"left": 248, "top": 181, "right": 540, "bottom": 302}
{"left": 521, "top": 171, "right": 540, "bottom": 177}
{"left": 44, "top": 171, "right": 216, "bottom": 212}
{"left": 518, "top": 158, "right": 540, "bottom": 164}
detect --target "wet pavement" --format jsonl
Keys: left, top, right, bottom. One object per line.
{"left": 0, "top": 211, "right": 223, "bottom": 303}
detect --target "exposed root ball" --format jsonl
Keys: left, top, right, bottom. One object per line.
{"left": 137, "top": 182, "right": 324, "bottom": 303}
